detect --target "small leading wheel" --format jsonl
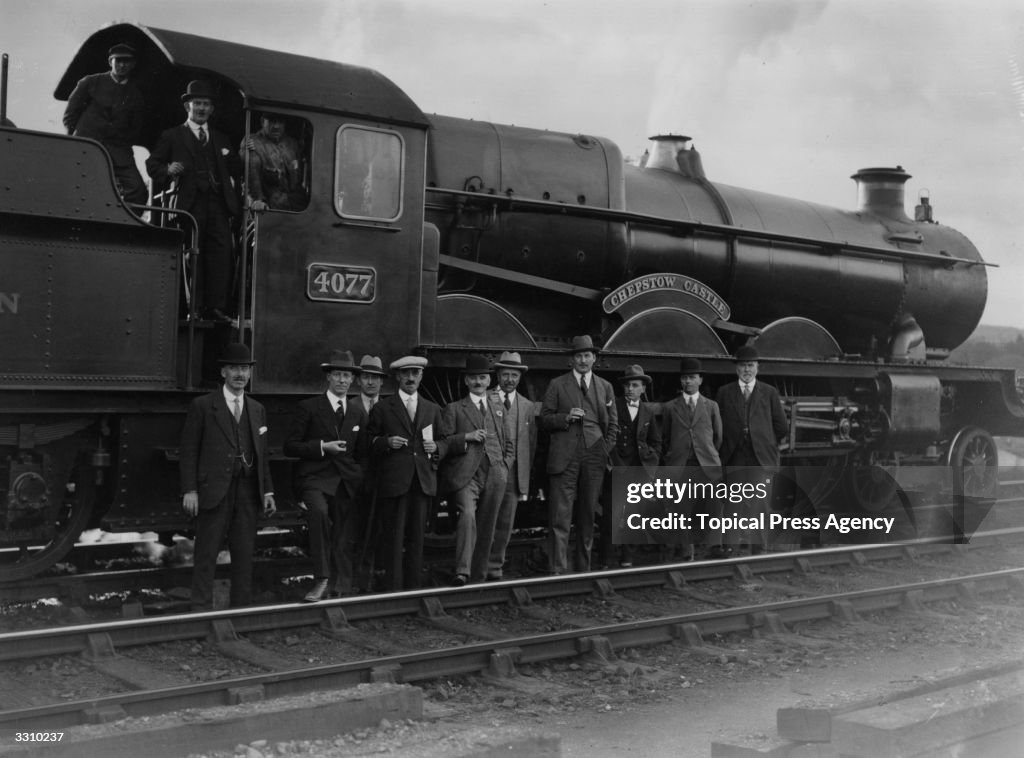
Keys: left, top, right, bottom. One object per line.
{"left": 947, "top": 426, "right": 999, "bottom": 500}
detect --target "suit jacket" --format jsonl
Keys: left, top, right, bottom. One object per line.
{"left": 661, "top": 393, "right": 723, "bottom": 481}
{"left": 715, "top": 381, "right": 788, "bottom": 470}
{"left": 493, "top": 390, "right": 537, "bottom": 494}
{"left": 610, "top": 397, "right": 662, "bottom": 479}
{"left": 439, "top": 394, "right": 510, "bottom": 494}
{"left": 146, "top": 123, "right": 242, "bottom": 216}
{"left": 368, "top": 393, "right": 450, "bottom": 498}
{"left": 541, "top": 371, "right": 619, "bottom": 475}
{"left": 180, "top": 390, "right": 273, "bottom": 510}
{"left": 283, "top": 394, "right": 368, "bottom": 499}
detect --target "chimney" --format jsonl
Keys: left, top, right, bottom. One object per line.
{"left": 851, "top": 166, "right": 911, "bottom": 220}
{"left": 646, "top": 134, "right": 705, "bottom": 179}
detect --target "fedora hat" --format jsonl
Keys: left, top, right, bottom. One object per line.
{"left": 181, "top": 80, "right": 216, "bottom": 103}
{"left": 493, "top": 351, "right": 529, "bottom": 372}
{"left": 320, "top": 349, "right": 359, "bottom": 372}
{"left": 218, "top": 342, "right": 255, "bottom": 365}
{"left": 619, "top": 364, "right": 652, "bottom": 385}
{"left": 734, "top": 345, "right": 760, "bottom": 362}
{"left": 108, "top": 43, "right": 137, "bottom": 59}
{"left": 569, "top": 335, "right": 600, "bottom": 355}
{"left": 679, "top": 357, "right": 703, "bottom": 374}
{"left": 460, "top": 354, "right": 492, "bottom": 374}
{"left": 358, "top": 355, "right": 387, "bottom": 376}
{"left": 390, "top": 355, "right": 428, "bottom": 371}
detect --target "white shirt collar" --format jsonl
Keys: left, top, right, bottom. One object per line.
{"left": 186, "top": 119, "right": 207, "bottom": 137}
{"left": 741, "top": 380, "right": 757, "bottom": 391}
{"left": 398, "top": 389, "right": 417, "bottom": 403}
{"left": 223, "top": 386, "right": 243, "bottom": 407}
{"left": 327, "top": 390, "right": 346, "bottom": 412}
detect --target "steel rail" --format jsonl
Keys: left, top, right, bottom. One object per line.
{"left": 1, "top": 564, "right": 1022, "bottom": 731}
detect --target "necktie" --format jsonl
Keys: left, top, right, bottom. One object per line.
{"left": 198, "top": 126, "right": 208, "bottom": 146}
{"left": 687, "top": 395, "right": 695, "bottom": 410}
{"left": 477, "top": 399, "right": 486, "bottom": 419}
{"left": 232, "top": 396, "right": 242, "bottom": 423}
{"left": 336, "top": 400, "right": 346, "bottom": 423}
{"left": 742, "top": 384, "right": 751, "bottom": 402}
{"left": 405, "top": 395, "right": 415, "bottom": 421}
{"left": 503, "top": 393, "right": 512, "bottom": 411}
{"left": 579, "top": 376, "right": 588, "bottom": 396}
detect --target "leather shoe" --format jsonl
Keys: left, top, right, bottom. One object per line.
{"left": 303, "top": 578, "right": 330, "bottom": 603}
{"left": 451, "top": 574, "right": 468, "bottom": 587}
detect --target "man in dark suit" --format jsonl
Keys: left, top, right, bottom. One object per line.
{"left": 284, "top": 350, "right": 368, "bottom": 602}
{"left": 541, "top": 335, "right": 618, "bottom": 574}
{"left": 440, "top": 355, "right": 510, "bottom": 585}
{"left": 147, "top": 80, "right": 242, "bottom": 323}
{"left": 715, "top": 345, "right": 789, "bottom": 554}
{"left": 662, "top": 358, "right": 723, "bottom": 559}
{"left": 180, "top": 342, "right": 275, "bottom": 610}
{"left": 367, "top": 355, "right": 450, "bottom": 590}
{"left": 601, "top": 364, "right": 662, "bottom": 568}
{"left": 488, "top": 351, "right": 537, "bottom": 580}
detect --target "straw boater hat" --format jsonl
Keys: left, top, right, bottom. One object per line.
{"left": 320, "top": 350, "right": 360, "bottom": 372}
{"left": 358, "top": 355, "right": 388, "bottom": 376}
{"left": 619, "top": 364, "right": 652, "bottom": 385}
{"left": 568, "top": 335, "right": 600, "bottom": 354}
{"left": 679, "top": 357, "right": 703, "bottom": 374}
{"left": 390, "top": 355, "right": 429, "bottom": 371}
{"left": 218, "top": 343, "right": 256, "bottom": 365}
{"left": 181, "top": 80, "right": 216, "bottom": 103}
{"left": 493, "top": 351, "right": 529, "bottom": 372}
{"left": 460, "top": 354, "right": 492, "bottom": 374}
{"left": 733, "top": 345, "right": 759, "bottom": 362}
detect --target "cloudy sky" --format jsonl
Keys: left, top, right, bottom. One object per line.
{"left": 5, "top": 0, "right": 1024, "bottom": 328}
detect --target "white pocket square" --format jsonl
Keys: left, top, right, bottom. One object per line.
{"left": 258, "top": 426, "right": 268, "bottom": 435}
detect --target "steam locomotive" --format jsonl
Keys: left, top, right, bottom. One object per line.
{"left": 1, "top": 23, "right": 1020, "bottom": 580}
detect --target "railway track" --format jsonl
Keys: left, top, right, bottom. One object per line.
{"left": 1, "top": 531, "right": 1022, "bottom": 736}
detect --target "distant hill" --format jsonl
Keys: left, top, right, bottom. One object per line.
{"left": 948, "top": 324, "right": 1024, "bottom": 367}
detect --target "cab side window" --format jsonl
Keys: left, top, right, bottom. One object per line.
{"left": 334, "top": 125, "right": 404, "bottom": 221}
{"left": 242, "top": 112, "right": 311, "bottom": 212}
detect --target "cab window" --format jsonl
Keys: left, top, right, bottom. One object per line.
{"left": 242, "top": 111, "right": 311, "bottom": 212}
{"left": 334, "top": 125, "right": 404, "bottom": 221}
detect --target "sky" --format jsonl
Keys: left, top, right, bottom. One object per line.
{"left": 4, "top": 0, "right": 1024, "bottom": 329}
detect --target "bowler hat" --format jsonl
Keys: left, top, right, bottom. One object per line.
{"left": 679, "top": 357, "right": 703, "bottom": 374}
{"left": 108, "top": 43, "right": 137, "bottom": 59}
{"left": 569, "top": 335, "right": 600, "bottom": 355}
{"left": 734, "top": 345, "right": 760, "bottom": 362}
{"left": 358, "top": 355, "right": 388, "bottom": 376}
{"left": 619, "top": 364, "right": 652, "bottom": 385}
{"left": 493, "top": 351, "right": 529, "bottom": 372}
{"left": 390, "top": 355, "right": 429, "bottom": 371}
{"left": 181, "top": 80, "right": 215, "bottom": 103}
{"left": 218, "top": 343, "right": 255, "bottom": 365}
{"left": 320, "top": 349, "right": 359, "bottom": 372}
{"left": 461, "top": 354, "right": 492, "bottom": 374}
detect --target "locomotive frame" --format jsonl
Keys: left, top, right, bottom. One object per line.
{"left": 1, "top": 23, "right": 1021, "bottom": 581}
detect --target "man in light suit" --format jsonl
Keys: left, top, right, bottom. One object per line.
{"left": 488, "top": 352, "right": 537, "bottom": 580}
{"left": 146, "top": 80, "right": 242, "bottom": 324}
{"left": 541, "top": 335, "right": 618, "bottom": 573}
{"left": 180, "top": 343, "right": 276, "bottom": 610}
{"left": 662, "top": 357, "right": 723, "bottom": 559}
{"left": 715, "top": 345, "right": 789, "bottom": 554}
{"left": 367, "top": 355, "right": 450, "bottom": 590}
{"left": 601, "top": 364, "right": 662, "bottom": 568}
{"left": 440, "top": 355, "right": 510, "bottom": 585}
{"left": 284, "top": 350, "right": 368, "bottom": 602}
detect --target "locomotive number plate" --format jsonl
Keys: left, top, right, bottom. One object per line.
{"left": 306, "top": 263, "right": 377, "bottom": 304}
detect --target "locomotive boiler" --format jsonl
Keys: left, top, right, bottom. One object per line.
{"left": 0, "top": 22, "right": 1020, "bottom": 580}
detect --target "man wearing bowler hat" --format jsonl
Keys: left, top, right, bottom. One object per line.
{"left": 367, "top": 355, "right": 450, "bottom": 590}
{"left": 541, "top": 335, "right": 618, "bottom": 573}
{"left": 63, "top": 43, "right": 148, "bottom": 204}
{"left": 147, "top": 80, "right": 242, "bottom": 324}
{"left": 662, "top": 357, "right": 723, "bottom": 559}
{"left": 179, "top": 343, "right": 275, "bottom": 610}
{"left": 715, "top": 345, "right": 788, "bottom": 554}
{"left": 284, "top": 350, "right": 368, "bottom": 601}
{"left": 440, "top": 355, "right": 510, "bottom": 585}
{"left": 488, "top": 351, "right": 537, "bottom": 580}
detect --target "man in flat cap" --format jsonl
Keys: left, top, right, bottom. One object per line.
{"left": 715, "top": 345, "right": 788, "bottom": 555}
{"left": 367, "top": 355, "right": 449, "bottom": 590}
{"left": 488, "top": 351, "right": 537, "bottom": 580}
{"left": 662, "top": 357, "right": 722, "bottom": 560}
{"left": 147, "top": 80, "right": 242, "bottom": 325}
{"left": 440, "top": 355, "right": 510, "bottom": 585}
{"left": 284, "top": 350, "right": 368, "bottom": 601}
{"left": 179, "top": 343, "right": 275, "bottom": 610}
{"left": 541, "top": 336, "right": 618, "bottom": 573}
{"left": 63, "top": 43, "right": 148, "bottom": 204}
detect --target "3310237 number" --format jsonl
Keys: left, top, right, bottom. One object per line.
{"left": 306, "top": 264, "right": 376, "bottom": 304}
{"left": 15, "top": 733, "right": 63, "bottom": 742}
